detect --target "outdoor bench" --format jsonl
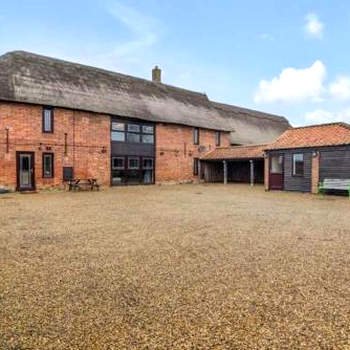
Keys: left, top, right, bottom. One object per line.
{"left": 68, "top": 178, "right": 100, "bottom": 191}
{"left": 318, "top": 179, "right": 350, "bottom": 197}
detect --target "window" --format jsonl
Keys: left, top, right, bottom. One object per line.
{"left": 127, "top": 133, "right": 141, "bottom": 143}
{"left": 42, "top": 153, "right": 54, "bottom": 178}
{"left": 215, "top": 131, "right": 221, "bottom": 147}
{"left": 111, "top": 121, "right": 154, "bottom": 144}
{"left": 270, "top": 155, "right": 283, "bottom": 174}
{"left": 111, "top": 122, "right": 125, "bottom": 131}
{"left": 42, "top": 107, "right": 53, "bottom": 133}
{"left": 142, "top": 125, "right": 154, "bottom": 134}
{"left": 128, "top": 124, "right": 140, "bottom": 132}
{"left": 142, "top": 134, "right": 154, "bottom": 144}
{"left": 193, "top": 158, "right": 199, "bottom": 175}
{"left": 293, "top": 153, "right": 304, "bottom": 176}
{"left": 63, "top": 167, "right": 73, "bottom": 181}
{"left": 112, "top": 157, "right": 124, "bottom": 170}
{"left": 128, "top": 157, "right": 139, "bottom": 169}
{"left": 111, "top": 131, "right": 125, "bottom": 142}
{"left": 193, "top": 128, "right": 200, "bottom": 145}
{"left": 143, "top": 158, "right": 154, "bottom": 169}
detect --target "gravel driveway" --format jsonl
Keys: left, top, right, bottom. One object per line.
{"left": 1, "top": 184, "right": 350, "bottom": 349}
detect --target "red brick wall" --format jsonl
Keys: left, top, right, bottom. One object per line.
{"left": 311, "top": 153, "right": 320, "bottom": 194}
{"left": 0, "top": 102, "right": 110, "bottom": 190}
{"left": 0, "top": 102, "right": 231, "bottom": 190}
{"left": 155, "top": 123, "right": 230, "bottom": 183}
{"left": 264, "top": 156, "right": 269, "bottom": 191}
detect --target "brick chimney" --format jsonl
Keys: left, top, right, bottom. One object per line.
{"left": 152, "top": 66, "right": 161, "bottom": 83}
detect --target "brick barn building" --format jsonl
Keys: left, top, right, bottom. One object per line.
{"left": 0, "top": 51, "right": 289, "bottom": 191}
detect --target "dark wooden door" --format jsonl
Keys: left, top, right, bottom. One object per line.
{"left": 269, "top": 155, "right": 284, "bottom": 190}
{"left": 17, "top": 152, "right": 35, "bottom": 191}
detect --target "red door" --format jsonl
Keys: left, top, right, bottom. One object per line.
{"left": 269, "top": 155, "right": 284, "bottom": 190}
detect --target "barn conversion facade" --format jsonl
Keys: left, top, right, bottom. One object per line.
{"left": 0, "top": 51, "right": 289, "bottom": 191}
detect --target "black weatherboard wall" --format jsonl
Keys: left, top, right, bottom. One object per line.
{"left": 319, "top": 145, "right": 350, "bottom": 181}
{"left": 269, "top": 145, "right": 350, "bottom": 193}
{"left": 269, "top": 149, "right": 312, "bottom": 192}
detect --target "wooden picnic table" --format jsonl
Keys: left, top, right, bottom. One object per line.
{"left": 68, "top": 178, "right": 100, "bottom": 191}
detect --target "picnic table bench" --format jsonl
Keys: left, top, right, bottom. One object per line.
{"left": 319, "top": 179, "right": 350, "bottom": 197}
{"left": 68, "top": 178, "right": 100, "bottom": 191}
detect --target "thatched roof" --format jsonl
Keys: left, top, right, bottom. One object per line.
{"left": 213, "top": 102, "right": 290, "bottom": 144}
{"left": 0, "top": 51, "right": 290, "bottom": 136}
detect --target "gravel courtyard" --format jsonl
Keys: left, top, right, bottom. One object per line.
{"left": 1, "top": 184, "right": 350, "bottom": 349}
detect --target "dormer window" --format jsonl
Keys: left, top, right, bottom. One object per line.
{"left": 43, "top": 107, "right": 54, "bottom": 133}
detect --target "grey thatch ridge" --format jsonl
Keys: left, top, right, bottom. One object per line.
{"left": 0, "top": 51, "right": 290, "bottom": 139}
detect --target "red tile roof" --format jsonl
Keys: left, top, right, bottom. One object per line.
{"left": 201, "top": 144, "right": 267, "bottom": 160}
{"left": 265, "top": 122, "right": 350, "bottom": 150}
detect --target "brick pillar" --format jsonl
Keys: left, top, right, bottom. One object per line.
{"left": 311, "top": 152, "right": 320, "bottom": 194}
{"left": 264, "top": 155, "right": 269, "bottom": 191}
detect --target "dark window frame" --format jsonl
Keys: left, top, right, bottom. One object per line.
{"left": 42, "top": 152, "right": 54, "bottom": 178}
{"left": 215, "top": 131, "right": 221, "bottom": 147}
{"left": 111, "top": 120, "right": 154, "bottom": 144}
{"left": 112, "top": 156, "right": 125, "bottom": 170}
{"left": 42, "top": 107, "right": 54, "bottom": 133}
{"left": 128, "top": 157, "right": 140, "bottom": 169}
{"left": 193, "top": 128, "right": 200, "bottom": 145}
{"left": 292, "top": 153, "right": 304, "bottom": 177}
{"left": 193, "top": 158, "right": 199, "bottom": 176}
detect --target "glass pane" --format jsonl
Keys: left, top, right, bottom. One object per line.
{"left": 20, "top": 155, "right": 31, "bottom": 187}
{"left": 44, "top": 109, "right": 52, "bottom": 132}
{"left": 143, "top": 158, "right": 154, "bottom": 169}
{"left": 112, "top": 157, "right": 124, "bottom": 170}
{"left": 271, "top": 155, "right": 283, "bottom": 174}
{"left": 293, "top": 154, "right": 304, "bottom": 175}
{"left": 127, "top": 133, "right": 140, "bottom": 143}
{"left": 142, "top": 134, "right": 154, "bottom": 144}
{"left": 142, "top": 125, "right": 154, "bottom": 134}
{"left": 111, "top": 122, "right": 125, "bottom": 131}
{"left": 142, "top": 170, "right": 153, "bottom": 184}
{"left": 111, "top": 131, "right": 125, "bottom": 142}
{"left": 128, "top": 124, "right": 140, "bottom": 132}
{"left": 43, "top": 155, "right": 53, "bottom": 177}
{"left": 129, "top": 158, "right": 139, "bottom": 169}
{"left": 128, "top": 170, "right": 141, "bottom": 184}
{"left": 112, "top": 170, "right": 127, "bottom": 185}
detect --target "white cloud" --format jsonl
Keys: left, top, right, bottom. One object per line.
{"left": 254, "top": 61, "right": 326, "bottom": 103}
{"left": 259, "top": 33, "right": 274, "bottom": 41}
{"left": 304, "top": 13, "right": 324, "bottom": 39}
{"left": 107, "top": 2, "right": 158, "bottom": 59}
{"left": 329, "top": 76, "right": 350, "bottom": 100}
{"left": 305, "top": 108, "right": 350, "bottom": 124}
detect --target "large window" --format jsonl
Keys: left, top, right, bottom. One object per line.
{"left": 292, "top": 153, "right": 304, "bottom": 176}
{"left": 42, "top": 107, "right": 54, "bottom": 133}
{"left": 215, "top": 131, "right": 221, "bottom": 147}
{"left": 270, "top": 155, "right": 283, "bottom": 174}
{"left": 42, "top": 153, "right": 54, "bottom": 178}
{"left": 111, "top": 121, "right": 154, "bottom": 144}
{"left": 111, "top": 156, "right": 154, "bottom": 185}
{"left": 193, "top": 128, "right": 200, "bottom": 145}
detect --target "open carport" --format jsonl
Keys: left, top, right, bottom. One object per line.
{"left": 200, "top": 144, "right": 266, "bottom": 185}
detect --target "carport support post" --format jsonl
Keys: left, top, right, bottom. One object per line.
{"left": 250, "top": 160, "right": 254, "bottom": 186}
{"left": 223, "top": 160, "right": 227, "bottom": 185}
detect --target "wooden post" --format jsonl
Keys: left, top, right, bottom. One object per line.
{"left": 223, "top": 160, "right": 227, "bottom": 185}
{"left": 250, "top": 160, "right": 254, "bottom": 186}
